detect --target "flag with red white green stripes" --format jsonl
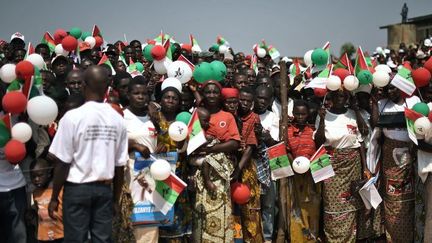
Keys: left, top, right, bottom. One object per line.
{"left": 25, "top": 42, "right": 34, "bottom": 59}
{"left": 306, "top": 64, "right": 333, "bottom": 89}
{"left": 187, "top": 109, "right": 207, "bottom": 155}
{"left": 390, "top": 67, "right": 416, "bottom": 96}
{"left": 404, "top": 108, "right": 423, "bottom": 145}
{"left": 163, "top": 39, "right": 173, "bottom": 60}
{"left": 92, "top": 25, "right": 102, "bottom": 37}
{"left": 354, "top": 46, "right": 370, "bottom": 75}
{"left": 189, "top": 34, "right": 202, "bottom": 53}
{"left": 41, "top": 32, "right": 56, "bottom": 54}
{"left": 98, "top": 53, "right": 116, "bottom": 75}
{"left": 310, "top": 145, "right": 335, "bottom": 183}
{"left": 147, "top": 172, "right": 187, "bottom": 215}
{"left": 267, "top": 142, "right": 294, "bottom": 180}
{"left": 336, "top": 52, "right": 354, "bottom": 74}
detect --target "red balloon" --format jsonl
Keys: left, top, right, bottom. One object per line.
{"left": 181, "top": 44, "right": 192, "bottom": 52}
{"left": 424, "top": 57, "right": 432, "bottom": 75}
{"left": 333, "top": 68, "right": 350, "bottom": 82}
{"left": 4, "top": 140, "right": 26, "bottom": 164}
{"left": 61, "top": 36, "right": 78, "bottom": 52}
{"left": 15, "top": 60, "right": 34, "bottom": 80}
{"left": 231, "top": 182, "right": 251, "bottom": 205}
{"left": 2, "top": 91, "right": 27, "bottom": 114}
{"left": 94, "top": 36, "right": 103, "bottom": 48}
{"left": 412, "top": 68, "right": 431, "bottom": 88}
{"left": 428, "top": 112, "right": 432, "bottom": 122}
{"left": 54, "top": 29, "right": 67, "bottom": 45}
{"left": 151, "top": 45, "right": 166, "bottom": 61}
{"left": 314, "top": 88, "right": 327, "bottom": 98}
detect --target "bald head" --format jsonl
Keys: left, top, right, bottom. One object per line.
{"left": 84, "top": 66, "right": 109, "bottom": 98}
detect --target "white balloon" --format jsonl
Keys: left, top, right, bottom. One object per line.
{"left": 372, "top": 70, "right": 390, "bottom": 88}
{"left": 168, "top": 121, "right": 188, "bottom": 142}
{"left": 257, "top": 48, "right": 266, "bottom": 58}
{"left": 414, "top": 117, "right": 431, "bottom": 136}
{"left": 11, "top": 122, "right": 32, "bottom": 143}
{"left": 326, "top": 75, "right": 342, "bottom": 91}
{"left": 375, "top": 46, "right": 383, "bottom": 53}
{"left": 425, "top": 39, "right": 432, "bottom": 47}
{"left": 150, "top": 159, "right": 171, "bottom": 181}
{"left": 343, "top": 75, "right": 359, "bottom": 91}
{"left": 153, "top": 58, "right": 172, "bottom": 75}
{"left": 27, "top": 96, "right": 58, "bottom": 125}
{"left": 84, "top": 36, "right": 96, "bottom": 48}
{"left": 191, "top": 45, "right": 202, "bottom": 53}
{"left": 161, "top": 77, "right": 182, "bottom": 93}
{"left": 303, "top": 50, "right": 313, "bottom": 66}
{"left": 0, "top": 63, "right": 17, "bottom": 83}
{"left": 26, "top": 54, "right": 45, "bottom": 70}
{"left": 55, "top": 44, "right": 68, "bottom": 56}
{"left": 167, "top": 61, "right": 193, "bottom": 84}
{"left": 374, "top": 64, "right": 392, "bottom": 74}
{"left": 292, "top": 156, "right": 311, "bottom": 174}
{"left": 218, "top": 45, "right": 229, "bottom": 54}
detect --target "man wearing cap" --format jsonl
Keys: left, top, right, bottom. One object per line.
{"left": 10, "top": 32, "right": 25, "bottom": 50}
{"left": 51, "top": 55, "right": 72, "bottom": 90}
{"left": 48, "top": 66, "right": 128, "bottom": 242}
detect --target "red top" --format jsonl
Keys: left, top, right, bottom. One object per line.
{"left": 207, "top": 110, "right": 241, "bottom": 142}
{"left": 287, "top": 124, "right": 316, "bottom": 159}
{"left": 240, "top": 112, "right": 259, "bottom": 148}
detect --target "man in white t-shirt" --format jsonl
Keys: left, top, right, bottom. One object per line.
{"left": 48, "top": 66, "right": 128, "bottom": 242}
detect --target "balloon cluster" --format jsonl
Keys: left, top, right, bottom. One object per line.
{"left": 53, "top": 27, "right": 104, "bottom": 56}
{"left": 412, "top": 102, "right": 432, "bottom": 137}
{"left": 192, "top": 61, "right": 227, "bottom": 83}
{"left": 0, "top": 59, "right": 59, "bottom": 165}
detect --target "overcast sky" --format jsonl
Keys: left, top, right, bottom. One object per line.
{"left": 1, "top": 0, "right": 431, "bottom": 57}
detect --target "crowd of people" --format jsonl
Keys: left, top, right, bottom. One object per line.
{"left": 0, "top": 28, "right": 432, "bottom": 243}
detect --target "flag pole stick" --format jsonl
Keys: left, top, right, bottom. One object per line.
{"left": 276, "top": 59, "right": 290, "bottom": 241}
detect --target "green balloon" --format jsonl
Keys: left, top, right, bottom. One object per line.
{"left": 81, "top": 31, "right": 91, "bottom": 41}
{"left": 193, "top": 62, "right": 214, "bottom": 83}
{"left": 176, "top": 112, "right": 192, "bottom": 125}
{"left": 311, "top": 48, "right": 328, "bottom": 66}
{"left": 357, "top": 70, "right": 373, "bottom": 85}
{"left": 135, "top": 62, "right": 144, "bottom": 72}
{"left": 413, "top": 102, "right": 430, "bottom": 116}
{"left": 0, "top": 123, "right": 10, "bottom": 147}
{"left": 143, "top": 44, "right": 154, "bottom": 61}
{"left": 69, "top": 27, "right": 82, "bottom": 39}
{"left": 210, "top": 60, "right": 227, "bottom": 81}
{"left": 210, "top": 44, "right": 219, "bottom": 52}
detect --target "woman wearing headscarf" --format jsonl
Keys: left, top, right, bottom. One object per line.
{"left": 192, "top": 80, "right": 240, "bottom": 242}
{"left": 315, "top": 90, "right": 369, "bottom": 242}
{"left": 153, "top": 86, "right": 193, "bottom": 242}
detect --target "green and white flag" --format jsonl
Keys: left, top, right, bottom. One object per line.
{"left": 187, "top": 109, "right": 207, "bottom": 155}
{"left": 267, "top": 142, "right": 294, "bottom": 180}
{"left": 310, "top": 145, "right": 335, "bottom": 183}
{"left": 391, "top": 67, "right": 416, "bottom": 96}
{"left": 146, "top": 172, "right": 187, "bottom": 215}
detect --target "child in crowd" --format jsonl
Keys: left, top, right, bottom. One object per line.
{"left": 30, "top": 158, "right": 64, "bottom": 243}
